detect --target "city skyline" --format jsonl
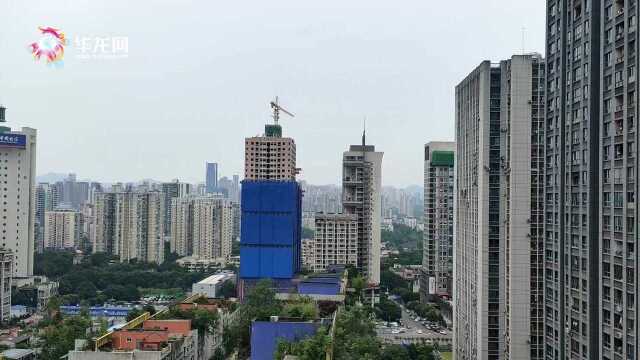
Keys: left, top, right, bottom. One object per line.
{"left": 0, "top": 0, "right": 544, "bottom": 187}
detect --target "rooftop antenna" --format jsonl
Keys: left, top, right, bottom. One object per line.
{"left": 521, "top": 26, "right": 526, "bottom": 55}
{"left": 270, "top": 96, "right": 294, "bottom": 125}
{"left": 362, "top": 117, "right": 366, "bottom": 146}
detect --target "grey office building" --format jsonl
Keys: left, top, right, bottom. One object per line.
{"left": 205, "top": 162, "right": 218, "bottom": 193}
{"left": 545, "top": 1, "right": 638, "bottom": 359}
{"left": 454, "top": 54, "right": 545, "bottom": 360}
{"left": 420, "top": 141, "right": 455, "bottom": 301}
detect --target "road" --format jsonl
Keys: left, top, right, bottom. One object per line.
{"left": 375, "top": 299, "right": 452, "bottom": 346}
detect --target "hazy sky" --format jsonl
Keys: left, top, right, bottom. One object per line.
{"left": 0, "top": 0, "right": 545, "bottom": 187}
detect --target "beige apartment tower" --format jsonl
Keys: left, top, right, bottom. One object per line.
{"left": 44, "top": 209, "right": 83, "bottom": 250}
{"left": 171, "top": 195, "right": 233, "bottom": 260}
{"left": 0, "top": 126, "right": 36, "bottom": 277}
{"left": 244, "top": 124, "right": 297, "bottom": 181}
{"left": 93, "top": 191, "right": 165, "bottom": 264}
{"left": 342, "top": 135, "right": 383, "bottom": 285}
{"left": 312, "top": 213, "right": 358, "bottom": 272}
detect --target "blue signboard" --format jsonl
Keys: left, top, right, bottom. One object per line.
{"left": 0, "top": 134, "right": 26, "bottom": 148}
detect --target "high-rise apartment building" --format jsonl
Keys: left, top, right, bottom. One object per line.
{"left": 205, "top": 162, "right": 218, "bottom": 193}
{"left": 454, "top": 55, "right": 545, "bottom": 360}
{"left": 244, "top": 124, "right": 297, "bottom": 180}
{"left": 311, "top": 213, "right": 358, "bottom": 272}
{"left": 0, "top": 124, "right": 36, "bottom": 277}
{"left": 161, "top": 180, "right": 192, "bottom": 236}
{"left": 342, "top": 135, "right": 383, "bottom": 285}
{"left": 420, "top": 142, "right": 455, "bottom": 301}
{"left": 545, "top": 2, "right": 639, "bottom": 359}
{"left": 35, "top": 183, "right": 58, "bottom": 253}
{"left": 170, "top": 195, "right": 233, "bottom": 260}
{"left": 0, "top": 249, "right": 12, "bottom": 323}
{"left": 44, "top": 209, "right": 83, "bottom": 250}
{"left": 93, "top": 191, "right": 165, "bottom": 264}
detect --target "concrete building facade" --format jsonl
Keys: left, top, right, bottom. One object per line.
{"left": 311, "top": 213, "right": 358, "bottom": 272}
{"left": 0, "top": 126, "right": 36, "bottom": 277}
{"left": 244, "top": 124, "right": 297, "bottom": 181}
{"left": 454, "top": 55, "right": 545, "bottom": 360}
{"left": 206, "top": 162, "right": 218, "bottom": 193}
{"left": 0, "top": 250, "right": 12, "bottom": 323}
{"left": 93, "top": 191, "right": 165, "bottom": 264}
{"left": 43, "top": 209, "right": 82, "bottom": 250}
{"left": 420, "top": 141, "right": 455, "bottom": 301}
{"left": 545, "top": 1, "right": 640, "bottom": 359}
{"left": 161, "top": 180, "right": 191, "bottom": 237}
{"left": 342, "top": 138, "right": 383, "bottom": 285}
{"left": 171, "top": 195, "right": 233, "bottom": 260}
{"left": 35, "top": 183, "right": 57, "bottom": 254}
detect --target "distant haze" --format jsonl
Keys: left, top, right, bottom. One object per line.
{"left": 1, "top": 0, "right": 544, "bottom": 186}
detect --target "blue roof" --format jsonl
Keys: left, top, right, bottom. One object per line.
{"left": 250, "top": 321, "right": 319, "bottom": 360}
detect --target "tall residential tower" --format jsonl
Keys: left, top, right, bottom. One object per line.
{"left": 545, "top": 1, "right": 639, "bottom": 359}
{"left": 0, "top": 116, "right": 36, "bottom": 277}
{"left": 342, "top": 134, "right": 383, "bottom": 285}
{"left": 454, "top": 55, "right": 545, "bottom": 360}
{"left": 420, "top": 141, "right": 455, "bottom": 301}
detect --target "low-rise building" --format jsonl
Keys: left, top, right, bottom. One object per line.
{"left": 191, "top": 271, "right": 235, "bottom": 299}
{"left": 176, "top": 256, "right": 226, "bottom": 273}
{"left": 1, "top": 349, "right": 35, "bottom": 360}
{"left": 69, "top": 319, "right": 198, "bottom": 360}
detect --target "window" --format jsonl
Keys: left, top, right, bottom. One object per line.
{"left": 614, "top": 192, "right": 624, "bottom": 207}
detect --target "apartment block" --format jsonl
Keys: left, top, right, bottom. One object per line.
{"left": 161, "top": 180, "right": 192, "bottom": 236}
{"left": 420, "top": 141, "right": 455, "bottom": 301}
{"left": 43, "top": 209, "right": 83, "bottom": 250}
{"left": 93, "top": 191, "right": 165, "bottom": 264}
{"left": 170, "top": 195, "right": 233, "bottom": 260}
{"left": 0, "top": 125, "right": 36, "bottom": 277}
{"left": 454, "top": 54, "right": 545, "bottom": 360}
{"left": 342, "top": 137, "right": 383, "bottom": 285}
{"left": 35, "top": 183, "right": 58, "bottom": 253}
{"left": 545, "top": 1, "right": 639, "bottom": 359}
{"left": 244, "top": 124, "right": 297, "bottom": 181}
{"left": 0, "top": 250, "right": 11, "bottom": 323}
{"left": 311, "top": 213, "right": 358, "bottom": 272}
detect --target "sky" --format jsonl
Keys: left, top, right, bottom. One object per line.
{"left": 0, "top": 0, "right": 545, "bottom": 187}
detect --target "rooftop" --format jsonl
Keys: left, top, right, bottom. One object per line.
{"left": 196, "top": 271, "right": 235, "bottom": 285}
{"left": 2, "top": 349, "right": 35, "bottom": 359}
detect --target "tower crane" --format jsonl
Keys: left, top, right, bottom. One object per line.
{"left": 270, "top": 96, "right": 294, "bottom": 125}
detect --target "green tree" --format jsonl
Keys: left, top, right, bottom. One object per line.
{"left": 374, "top": 297, "right": 401, "bottom": 322}
{"left": 39, "top": 315, "right": 91, "bottom": 360}
{"left": 219, "top": 280, "right": 236, "bottom": 299}
{"left": 333, "top": 307, "right": 381, "bottom": 359}
{"left": 225, "top": 280, "right": 282, "bottom": 358}
{"left": 275, "top": 327, "right": 332, "bottom": 360}
{"left": 380, "top": 345, "right": 410, "bottom": 360}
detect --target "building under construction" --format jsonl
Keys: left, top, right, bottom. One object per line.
{"left": 342, "top": 134, "right": 383, "bottom": 286}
